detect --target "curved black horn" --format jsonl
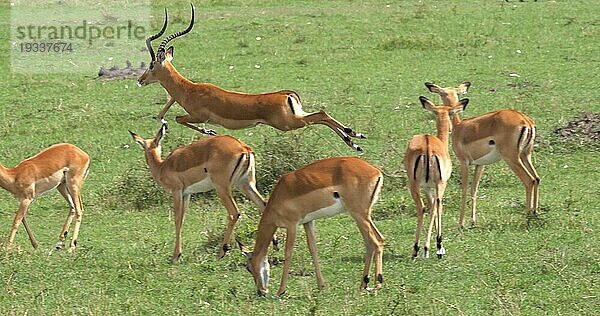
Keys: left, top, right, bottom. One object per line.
{"left": 157, "top": 3, "right": 195, "bottom": 55}
{"left": 146, "top": 8, "right": 168, "bottom": 61}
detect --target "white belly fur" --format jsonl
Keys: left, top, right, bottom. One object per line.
{"left": 183, "top": 178, "right": 214, "bottom": 195}
{"left": 34, "top": 170, "right": 65, "bottom": 196}
{"left": 299, "top": 198, "right": 344, "bottom": 224}
{"left": 471, "top": 147, "right": 502, "bottom": 165}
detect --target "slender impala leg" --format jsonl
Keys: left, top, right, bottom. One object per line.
{"left": 410, "top": 182, "right": 426, "bottom": 258}
{"left": 470, "top": 165, "right": 485, "bottom": 227}
{"left": 238, "top": 182, "right": 266, "bottom": 211}
{"left": 171, "top": 190, "right": 185, "bottom": 262}
{"left": 424, "top": 190, "right": 436, "bottom": 259}
{"left": 7, "top": 198, "right": 32, "bottom": 249}
{"left": 235, "top": 153, "right": 273, "bottom": 249}
{"left": 61, "top": 170, "right": 86, "bottom": 253}
{"left": 175, "top": 114, "right": 217, "bottom": 136}
{"left": 303, "top": 221, "right": 325, "bottom": 290}
{"left": 459, "top": 162, "right": 470, "bottom": 228}
{"left": 66, "top": 189, "right": 84, "bottom": 253}
{"left": 237, "top": 154, "right": 267, "bottom": 212}
{"left": 214, "top": 184, "right": 240, "bottom": 259}
{"left": 55, "top": 183, "right": 76, "bottom": 250}
{"left": 157, "top": 98, "right": 175, "bottom": 121}
{"left": 277, "top": 225, "right": 298, "bottom": 296}
{"left": 300, "top": 111, "right": 365, "bottom": 151}
{"left": 21, "top": 216, "right": 38, "bottom": 249}
{"left": 506, "top": 158, "right": 538, "bottom": 217}
{"left": 371, "top": 219, "right": 384, "bottom": 289}
{"left": 304, "top": 111, "right": 366, "bottom": 138}
{"left": 352, "top": 213, "right": 384, "bottom": 290}
{"left": 435, "top": 184, "right": 447, "bottom": 259}
{"left": 520, "top": 151, "right": 540, "bottom": 214}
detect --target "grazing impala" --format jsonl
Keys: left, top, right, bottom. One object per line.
{"left": 405, "top": 96, "right": 468, "bottom": 259}
{"left": 239, "top": 157, "right": 384, "bottom": 296}
{"left": 426, "top": 82, "right": 540, "bottom": 227}
{"left": 130, "top": 123, "right": 267, "bottom": 260}
{"left": 138, "top": 5, "right": 366, "bottom": 151}
{"left": 1, "top": 143, "right": 90, "bottom": 253}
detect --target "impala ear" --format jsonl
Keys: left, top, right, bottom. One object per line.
{"left": 154, "top": 123, "right": 167, "bottom": 146}
{"left": 165, "top": 46, "right": 174, "bottom": 62}
{"left": 457, "top": 82, "right": 471, "bottom": 95}
{"left": 237, "top": 239, "right": 253, "bottom": 258}
{"left": 129, "top": 131, "right": 146, "bottom": 149}
{"left": 419, "top": 96, "right": 436, "bottom": 112}
{"left": 424, "top": 82, "right": 443, "bottom": 94}
{"left": 453, "top": 98, "right": 469, "bottom": 113}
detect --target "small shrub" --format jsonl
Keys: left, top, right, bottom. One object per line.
{"left": 109, "top": 167, "right": 169, "bottom": 211}
{"left": 254, "top": 132, "right": 324, "bottom": 191}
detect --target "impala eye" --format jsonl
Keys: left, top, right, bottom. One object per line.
{"left": 149, "top": 63, "right": 154, "bottom": 70}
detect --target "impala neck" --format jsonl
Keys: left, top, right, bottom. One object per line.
{"left": 143, "top": 147, "right": 165, "bottom": 181}
{"left": 451, "top": 112, "right": 462, "bottom": 131}
{"left": 159, "top": 62, "right": 195, "bottom": 100}
{"left": 442, "top": 95, "right": 458, "bottom": 107}
{"left": 436, "top": 113, "right": 452, "bottom": 145}
{"left": 252, "top": 215, "right": 278, "bottom": 263}
{"left": 0, "top": 164, "right": 16, "bottom": 193}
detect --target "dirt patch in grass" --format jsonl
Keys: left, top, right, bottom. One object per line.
{"left": 554, "top": 112, "right": 600, "bottom": 146}
{"left": 97, "top": 61, "right": 146, "bottom": 80}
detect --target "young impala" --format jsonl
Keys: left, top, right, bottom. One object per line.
{"left": 426, "top": 82, "right": 540, "bottom": 227}
{"left": 138, "top": 5, "right": 366, "bottom": 151}
{"left": 405, "top": 96, "right": 468, "bottom": 259}
{"left": 1, "top": 143, "right": 90, "bottom": 253}
{"left": 239, "top": 157, "right": 384, "bottom": 296}
{"left": 130, "top": 124, "right": 267, "bottom": 261}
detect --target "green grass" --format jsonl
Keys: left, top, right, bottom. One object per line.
{"left": 1, "top": 0, "right": 599, "bottom": 314}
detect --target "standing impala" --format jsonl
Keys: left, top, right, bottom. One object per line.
{"left": 130, "top": 124, "right": 267, "bottom": 260}
{"left": 405, "top": 96, "right": 468, "bottom": 259}
{"left": 426, "top": 82, "right": 540, "bottom": 227}
{"left": 1, "top": 143, "right": 90, "bottom": 253}
{"left": 239, "top": 157, "right": 384, "bottom": 296}
{"left": 138, "top": 5, "right": 366, "bottom": 151}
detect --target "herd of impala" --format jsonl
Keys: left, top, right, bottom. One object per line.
{"left": 0, "top": 4, "right": 540, "bottom": 297}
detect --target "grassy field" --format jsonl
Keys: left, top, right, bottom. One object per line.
{"left": 1, "top": 0, "right": 599, "bottom": 314}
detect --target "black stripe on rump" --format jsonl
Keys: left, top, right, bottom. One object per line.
{"left": 413, "top": 155, "right": 422, "bottom": 181}
{"left": 517, "top": 126, "right": 527, "bottom": 149}
{"left": 368, "top": 176, "right": 383, "bottom": 205}
{"left": 434, "top": 155, "right": 442, "bottom": 181}
{"left": 229, "top": 153, "right": 246, "bottom": 182}
{"left": 287, "top": 95, "right": 296, "bottom": 115}
{"left": 425, "top": 136, "right": 430, "bottom": 183}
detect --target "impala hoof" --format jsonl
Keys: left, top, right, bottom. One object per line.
{"left": 54, "top": 241, "right": 65, "bottom": 250}
{"left": 353, "top": 144, "right": 363, "bottom": 151}
{"left": 257, "top": 290, "right": 267, "bottom": 297}
{"left": 356, "top": 133, "right": 367, "bottom": 139}
{"left": 170, "top": 253, "right": 182, "bottom": 263}
{"left": 202, "top": 129, "right": 217, "bottom": 136}
{"left": 437, "top": 247, "right": 446, "bottom": 259}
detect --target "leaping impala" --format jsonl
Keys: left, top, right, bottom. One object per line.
{"left": 138, "top": 5, "right": 366, "bottom": 151}
{"left": 1, "top": 143, "right": 90, "bottom": 253}
{"left": 425, "top": 82, "right": 540, "bottom": 227}
{"left": 239, "top": 156, "right": 384, "bottom": 296}
{"left": 130, "top": 123, "right": 268, "bottom": 261}
{"left": 405, "top": 96, "right": 468, "bottom": 259}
